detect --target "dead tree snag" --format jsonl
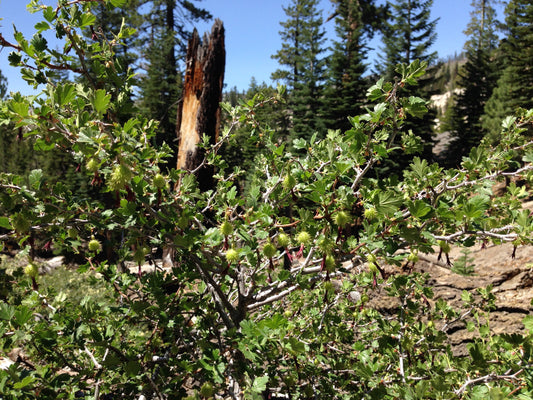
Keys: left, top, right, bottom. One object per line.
{"left": 176, "top": 19, "right": 225, "bottom": 191}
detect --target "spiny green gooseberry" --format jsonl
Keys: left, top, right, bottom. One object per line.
{"left": 282, "top": 173, "right": 297, "bottom": 190}
{"left": 318, "top": 237, "right": 334, "bottom": 254}
{"left": 133, "top": 246, "right": 150, "bottom": 264}
{"left": 262, "top": 242, "right": 277, "bottom": 259}
{"left": 437, "top": 240, "right": 451, "bottom": 254}
{"left": 199, "top": 382, "right": 215, "bottom": 397}
{"left": 368, "top": 262, "right": 379, "bottom": 274}
{"left": 153, "top": 173, "right": 167, "bottom": 189}
{"left": 219, "top": 220, "right": 233, "bottom": 236}
{"left": 324, "top": 254, "right": 336, "bottom": 272}
{"left": 88, "top": 237, "right": 102, "bottom": 253}
{"left": 407, "top": 251, "right": 419, "bottom": 263}
{"left": 364, "top": 207, "right": 378, "bottom": 221}
{"left": 333, "top": 210, "right": 351, "bottom": 228}
{"left": 109, "top": 163, "right": 133, "bottom": 191}
{"left": 24, "top": 262, "right": 39, "bottom": 279}
{"left": 295, "top": 231, "right": 311, "bottom": 245}
{"left": 277, "top": 232, "right": 290, "bottom": 248}
{"left": 366, "top": 253, "right": 377, "bottom": 263}
{"left": 86, "top": 158, "right": 99, "bottom": 173}
{"left": 67, "top": 227, "right": 78, "bottom": 239}
{"left": 225, "top": 248, "right": 240, "bottom": 263}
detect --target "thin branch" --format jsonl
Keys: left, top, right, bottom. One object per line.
{"left": 83, "top": 346, "right": 102, "bottom": 370}
{"left": 454, "top": 370, "right": 524, "bottom": 395}
{"left": 433, "top": 226, "right": 517, "bottom": 242}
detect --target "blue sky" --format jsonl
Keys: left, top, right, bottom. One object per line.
{"left": 0, "top": 0, "right": 505, "bottom": 96}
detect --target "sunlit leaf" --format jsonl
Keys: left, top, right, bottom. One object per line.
{"left": 92, "top": 89, "right": 111, "bottom": 115}
{"left": 54, "top": 83, "right": 76, "bottom": 107}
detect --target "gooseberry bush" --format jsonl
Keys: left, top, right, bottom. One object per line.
{"left": 1, "top": 1, "right": 533, "bottom": 399}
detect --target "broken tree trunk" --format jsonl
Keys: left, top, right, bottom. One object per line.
{"left": 175, "top": 18, "right": 225, "bottom": 191}
{"left": 163, "top": 20, "right": 225, "bottom": 270}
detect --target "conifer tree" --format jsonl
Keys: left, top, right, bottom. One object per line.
{"left": 271, "top": 0, "right": 327, "bottom": 142}
{"left": 323, "top": 0, "right": 387, "bottom": 132}
{"left": 0, "top": 69, "right": 6, "bottom": 99}
{"left": 376, "top": 0, "right": 439, "bottom": 167}
{"left": 482, "top": 0, "right": 533, "bottom": 139}
{"left": 377, "top": 0, "right": 438, "bottom": 80}
{"left": 445, "top": 0, "right": 500, "bottom": 167}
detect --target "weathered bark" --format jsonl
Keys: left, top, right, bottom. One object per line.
{"left": 175, "top": 19, "right": 225, "bottom": 191}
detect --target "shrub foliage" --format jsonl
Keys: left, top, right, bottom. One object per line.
{"left": 1, "top": 1, "right": 533, "bottom": 399}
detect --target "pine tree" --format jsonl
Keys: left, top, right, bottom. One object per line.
{"left": 323, "top": 0, "right": 387, "bottom": 132}
{"left": 376, "top": 0, "right": 438, "bottom": 168}
{"left": 444, "top": 0, "right": 500, "bottom": 167}
{"left": 271, "top": 0, "right": 327, "bottom": 142}
{"left": 377, "top": 0, "right": 438, "bottom": 80}
{"left": 482, "top": 0, "right": 533, "bottom": 140}
{"left": 0, "top": 69, "right": 6, "bottom": 99}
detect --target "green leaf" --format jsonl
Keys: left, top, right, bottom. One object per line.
{"left": 523, "top": 315, "right": 533, "bottom": 332}
{"left": 109, "top": 0, "right": 128, "bottom": 7}
{"left": 8, "top": 51, "right": 22, "bottom": 66}
{"left": 80, "top": 13, "right": 96, "bottom": 27}
{"left": 92, "top": 89, "right": 111, "bottom": 115}
{"left": 29, "top": 169, "right": 43, "bottom": 190}
{"left": 405, "top": 96, "right": 427, "bottom": 118}
{"left": 14, "top": 31, "right": 29, "bottom": 54}
{"left": 370, "top": 102, "right": 387, "bottom": 122}
{"left": 516, "top": 209, "right": 533, "bottom": 231}
{"left": 30, "top": 33, "right": 47, "bottom": 52}
{"left": 462, "top": 195, "right": 489, "bottom": 219}
{"left": 54, "top": 84, "right": 76, "bottom": 107}
{"left": 374, "top": 191, "right": 402, "bottom": 216}
{"left": 0, "top": 217, "right": 11, "bottom": 230}
{"left": 123, "top": 118, "right": 139, "bottom": 133}
{"left": 34, "top": 21, "right": 50, "bottom": 33}
{"left": 408, "top": 200, "right": 432, "bottom": 218}
{"left": 366, "top": 78, "right": 386, "bottom": 101}
{"left": 409, "top": 157, "right": 429, "bottom": 181}
{"left": 125, "top": 360, "right": 141, "bottom": 376}
{"left": 240, "top": 319, "right": 257, "bottom": 338}
{"left": 251, "top": 375, "right": 269, "bottom": 394}
{"left": 286, "top": 337, "right": 306, "bottom": 355}
{"left": 501, "top": 116, "right": 516, "bottom": 130}
{"left": 399, "top": 60, "right": 428, "bottom": 85}
{"left": 0, "top": 303, "right": 15, "bottom": 320}
{"left": 292, "top": 138, "right": 307, "bottom": 150}
{"left": 13, "top": 375, "right": 36, "bottom": 389}
{"left": 226, "top": 186, "right": 237, "bottom": 201}
{"left": 8, "top": 100, "right": 30, "bottom": 117}
{"left": 43, "top": 6, "right": 55, "bottom": 22}
{"left": 14, "top": 306, "right": 33, "bottom": 327}
{"left": 522, "top": 152, "right": 533, "bottom": 163}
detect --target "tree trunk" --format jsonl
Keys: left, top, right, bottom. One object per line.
{"left": 175, "top": 19, "right": 225, "bottom": 191}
